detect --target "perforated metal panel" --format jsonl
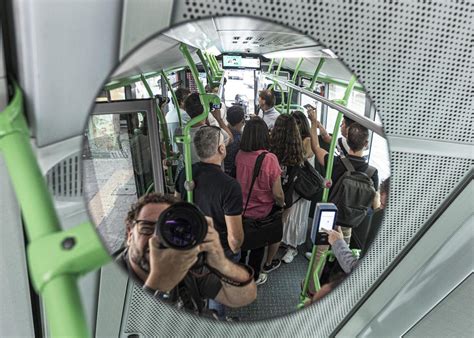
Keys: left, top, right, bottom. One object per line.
{"left": 117, "top": 1, "right": 473, "bottom": 336}
{"left": 46, "top": 153, "right": 83, "bottom": 201}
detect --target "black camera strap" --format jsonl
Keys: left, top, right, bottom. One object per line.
{"left": 205, "top": 263, "right": 255, "bottom": 287}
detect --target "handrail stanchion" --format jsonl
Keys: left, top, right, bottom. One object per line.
{"left": 299, "top": 75, "right": 357, "bottom": 306}
{"left": 286, "top": 57, "right": 304, "bottom": 114}
{"left": 197, "top": 50, "right": 213, "bottom": 86}
{"left": 308, "top": 58, "right": 326, "bottom": 91}
{"left": 268, "top": 58, "right": 275, "bottom": 73}
{"left": 140, "top": 74, "right": 174, "bottom": 189}
{"left": 178, "top": 44, "right": 221, "bottom": 203}
{"left": 0, "top": 82, "right": 110, "bottom": 337}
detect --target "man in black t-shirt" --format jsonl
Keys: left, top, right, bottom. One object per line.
{"left": 175, "top": 126, "right": 244, "bottom": 258}
{"left": 175, "top": 126, "right": 245, "bottom": 319}
{"left": 115, "top": 193, "right": 256, "bottom": 317}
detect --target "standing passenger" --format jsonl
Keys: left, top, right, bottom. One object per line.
{"left": 235, "top": 117, "right": 285, "bottom": 285}
{"left": 174, "top": 126, "right": 244, "bottom": 319}
{"left": 268, "top": 115, "right": 305, "bottom": 271}
{"left": 224, "top": 106, "right": 245, "bottom": 177}
{"left": 280, "top": 111, "right": 315, "bottom": 263}
{"left": 257, "top": 89, "right": 279, "bottom": 130}
{"left": 166, "top": 87, "right": 191, "bottom": 152}
{"left": 175, "top": 93, "right": 233, "bottom": 165}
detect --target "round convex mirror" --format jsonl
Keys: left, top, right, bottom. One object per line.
{"left": 83, "top": 16, "right": 390, "bottom": 321}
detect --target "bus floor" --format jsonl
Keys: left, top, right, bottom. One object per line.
{"left": 227, "top": 245, "right": 309, "bottom": 320}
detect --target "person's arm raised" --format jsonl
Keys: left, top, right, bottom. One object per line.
{"left": 307, "top": 107, "right": 328, "bottom": 166}
{"left": 211, "top": 108, "right": 234, "bottom": 144}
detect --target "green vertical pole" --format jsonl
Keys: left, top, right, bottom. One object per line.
{"left": 204, "top": 52, "right": 217, "bottom": 79}
{"left": 275, "top": 58, "right": 284, "bottom": 75}
{"left": 161, "top": 70, "right": 182, "bottom": 128}
{"left": 196, "top": 49, "right": 214, "bottom": 86}
{"left": 210, "top": 54, "right": 223, "bottom": 75}
{"left": 268, "top": 58, "right": 275, "bottom": 73}
{"left": 0, "top": 83, "right": 90, "bottom": 337}
{"left": 140, "top": 74, "right": 174, "bottom": 188}
{"left": 299, "top": 75, "right": 357, "bottom": 305}
{"left": 286, "top": 57, "right": 304, "bottom": 114}
{"left": 308, "top": 58, "right": 326, "bottom": 91}
{"left": 179, "top": 44, "right": 216, "bottom": 203}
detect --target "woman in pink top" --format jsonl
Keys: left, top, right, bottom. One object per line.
{"left": 235, "top": 117, "right": 285, "bottom": 285}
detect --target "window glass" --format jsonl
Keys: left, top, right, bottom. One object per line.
{"left": 84, "top": 112, "right": 154, "bottom": 252}
{"left": 326, "top": 83, "right": 366, "bottom": 133}
{"left": 133, "top": 75, "right": 162, "bottom": 98}
{"left": 369, "top": 112, "right": 391, "bottom": 183}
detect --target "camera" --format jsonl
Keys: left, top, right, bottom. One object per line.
{"left": 155, "top": 94, "right": 170, "bottom": 107}
{"left": 156, "top": 202, "right": 208, "bottom": 250}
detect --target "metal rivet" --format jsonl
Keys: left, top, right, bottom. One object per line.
{"left": 62, "top": 237, "right": 76, "bottom": 250}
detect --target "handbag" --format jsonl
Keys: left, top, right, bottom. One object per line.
{"left": 240, "top": 152, "right": 283, "bottom": 251}
{"left": 293, "top": 160, "right": 324, "bottom": 201}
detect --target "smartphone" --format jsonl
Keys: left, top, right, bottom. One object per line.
{"left": 209, "top": 102, "right": 222, "bottom": 110}
{"left": 304, "top": 103, "right": 316, "bottom": 110}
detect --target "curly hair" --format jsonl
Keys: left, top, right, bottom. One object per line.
{"left": 125, "top": 193, "right": 179, "bottom": 229}
{"left": 270, "top": 114, "right": 304, "bottom": 166}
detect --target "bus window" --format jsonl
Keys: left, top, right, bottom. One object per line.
{"left": 326, "top": 83, "right": 366, "bottom": 132}
{"left": 133, "top": 75, "right": 162, "bottom": 98}
{"left": 369, "top": 112, "right": 391, "bottom": 182}
{"left": 225, "top": 69, "right": 256, "bottom": 115}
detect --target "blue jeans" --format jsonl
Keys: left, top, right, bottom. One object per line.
{"left": 208, "top": 250, "right": 241, "bottom": 319}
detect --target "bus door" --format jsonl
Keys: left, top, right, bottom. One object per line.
{"left": 84, "top": 99, "right": 164, "bottom": 252}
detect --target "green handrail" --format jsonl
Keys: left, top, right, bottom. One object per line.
{"left": 308, "top": 58, "right": 326, "bottom": 91}
{"left": 209, "top": 53, "right": 224, "bottom": 76}
{"left": 299, "top": 75, "right": 357, "bottom": 305}
{"left": 196, "top": 50, "right": 215, "bottom": 86}
{"left": 286, "top": 57, "right": 304, "bottom": 114}
{"left": 140, "top": 74, "right": 174, "bottom": 189}
{"left": 267, "top": 58, "right": 275, "bottom": 72}
{"left": 204, "top": 52, "right": 219, "bottom": 80}
{"left": 178, "top": 44, "right": 221, "bottom": 202}
{"left": 275, "top": 104, "right": 306, "bottom": 112}
{"left": 161, "top": 70, "right": 182, "bottom": 129}
{"left": 0, "top": 82, "right": 110, "bottom": 337}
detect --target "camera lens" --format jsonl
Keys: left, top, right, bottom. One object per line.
{"left": 156, "top": 202, "right": 207, "bottom": 250}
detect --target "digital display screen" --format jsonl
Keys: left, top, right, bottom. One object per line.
{"left": 223, "top": 54, "right": 261, "bottom": 69}
{"left": 319, "top": 211, "right": 336, "bottom": 231}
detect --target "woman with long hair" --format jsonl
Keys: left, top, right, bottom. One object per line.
{"left": 269, "top": 114, "right": 305, "bottom": 267}
{"left": 235, "top": 116, "right": 285, "bottom": 285}
{"left": 279, "top": 110, "right": 315, "bottom": 263}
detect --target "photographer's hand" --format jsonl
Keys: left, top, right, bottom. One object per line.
{"left": 145, "top": 236, "right": 200, "bottom": 292}
{"left": 199, "top": 218, "right": 249, "bottom": 283}
{"left": 199, "top": 218, "right": 257, "bottom": 307}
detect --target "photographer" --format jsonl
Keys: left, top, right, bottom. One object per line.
{"left": 116, "top": 193, "right": 256, "bottom": 317}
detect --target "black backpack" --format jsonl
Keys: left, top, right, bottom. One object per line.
{"left": 294, "top": 160, "right": 325, "bottom": 201}
{"left": 329, "top": 157, "right": 376, "bottom": 228}
{"left": 282, "top": 161, "right": 324, "bottom": 208}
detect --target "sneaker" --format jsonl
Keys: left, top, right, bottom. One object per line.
{"left": 262, "top": 259, "right": 282, "bottom": 273}
{"left": 282, "top": 248, "right": 298, "bottom": 264}
{"left": 255, "top": 273, "right": 268, "bottom": 286}
{"left": 304, "top": 252, "right": 312, "bottom": 260}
